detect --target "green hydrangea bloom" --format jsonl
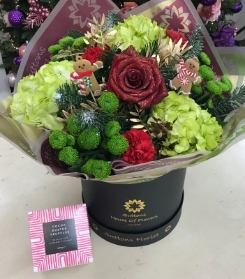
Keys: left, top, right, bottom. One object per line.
{"left": 10, "top": 60, "right": 74, "bottom": 130}
{"left": 67, "top": 116, "right": 84, "bottom": 135}
{"left": 107, "top": 135, "right": 129, "bottom": 155}
{"left": 110, "top": 15, "right": 166, "bottom": 51}
{"left": 151, "top": 91, "right": 223, "bottom": 156}
{"left": 49, "top": 130, "right": 67, "bottom": 149}
{"left": 105, "top": 121, "right": 121, "bottom": 138}
{"left": 66, "top": 135, "right": 75, "bottom": 146}
{"left": 78, "top": 128, "right": 101, "bottom": 150}
{"left": 98, "top": 92, "right": 119, "bottom": 113}
{"left": 59, "top": 146, "right": 79, "bottom": 166}
{"left": 81, "top": 159, "right": 111, "bottom": 180}
{"left": 199, "top": 65, "right": 214, "bottom": 81}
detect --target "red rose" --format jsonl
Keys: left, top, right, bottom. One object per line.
{"left": 82, "top": 46, "right": 103, "bottom": 64}
{"left": 122, "top": 130, "right": 156, "bottom": 165}
{"left": 106, "top": 46, "right": 168, "bottom": 109}
{"left": 166, "top": 30, "right": 188, "bottom": 46}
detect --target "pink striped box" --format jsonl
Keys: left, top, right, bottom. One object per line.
{"left": 28, "top": 204, "right": 93, "bottom": 272}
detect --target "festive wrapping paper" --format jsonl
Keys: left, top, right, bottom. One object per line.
{"left": 217, "top": 47, "right": 245, "bottom": 76}
{"left": 126, "top": 0, "right": 227, "bottom": 76}
{"left": 15, "top": 0, "right": 120, "bottom": 89}
{"left": 1, "top": 0, "right": 245, "bottom": 184}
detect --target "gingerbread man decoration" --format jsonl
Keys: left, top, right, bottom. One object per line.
{"left": 70, "top": 56, "right": 103, "bottom": 95}
{"left": 170, "top": 57, "right": 201, "bottom": 96}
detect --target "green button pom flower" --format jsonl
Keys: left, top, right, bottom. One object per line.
{"left": 151, "top": 91, "right": 223, "bottom": 156}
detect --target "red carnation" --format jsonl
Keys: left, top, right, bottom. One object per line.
{"left": 122, "top": 130, "right": 156, "bottom": 165}
{"left": 166, "top": 30, "right": 188, "bottom": 46}
{"left": 82, "top": 46, "right": 103, "bottom": 64}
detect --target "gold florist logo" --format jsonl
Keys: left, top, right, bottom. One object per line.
{"left": 124, "top": 200, "right": 146, "bottom": 213}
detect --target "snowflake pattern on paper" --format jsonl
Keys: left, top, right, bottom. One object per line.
{"left": 160, "top": 6, "right": 191, "bottom": 33}
{"left": 68, "top": 0, "right": 100, "bottom": 29}
{"left": 222, "top": 56, "right": 237, "bottom": 75}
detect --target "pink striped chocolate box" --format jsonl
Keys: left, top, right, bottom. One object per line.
{"left": 28, "top": 204, "right": 93, "bottom": 272}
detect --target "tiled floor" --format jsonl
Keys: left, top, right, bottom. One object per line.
{"left": 0, "top": 137, "right": 245, "bottom": 279}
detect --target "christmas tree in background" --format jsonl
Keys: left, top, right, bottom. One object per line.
{"left": 191, "top": 0, "right": 243, "bottom": 47}
{"left": 0, "top": 0, "right": 59, "bottom": 80}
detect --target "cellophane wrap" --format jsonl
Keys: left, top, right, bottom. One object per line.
{"left": 1, "top": 0, "right": 244, "bottom": 184}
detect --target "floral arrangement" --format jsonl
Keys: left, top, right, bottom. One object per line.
{"left": 8, "top": 13, "right": 245, "bottom": 180}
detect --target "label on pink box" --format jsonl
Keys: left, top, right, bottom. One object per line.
{"left": 28, "top": 204, "right": 93, "bottom": 272}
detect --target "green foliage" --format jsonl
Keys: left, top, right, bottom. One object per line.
{"left": 97, "top": 45, "right": 120, "bottom": 81}
{"left": 106, "top": 11, "right": 123, "bottom": 28}
{"left": 78, "top": 128, "right": 101, "bottom": 150}
{"left": 81, "top": 159, "right": 112, "bottom": 180}
{"left": 58, "top": 146, "right": 79, "bottom": 166}
{"left": 55, "top": 82, "right": 87, "bottom": 113}
{"left": 66, "top": 30, "right": 84, "bottom": 39}
{"left": 98, "top": 92, "right": 120, "bottom": 113}
{"left": 107, "top": 135, "right": 129, "bottom": 155}
{"left": 77, "top": 108, "right": 129, "bottom": 134}
{"left": 183, "top": 25, "right": 204, "bottom": 60}
{"left": 209, "top": 86, "right": 245, "bottom": 117}
{"left": 105, "top": 121, "right": 121, "bottom": 138}
{"left": 49, "top": 130, "right": 67, "bottom": 149}
{"left": 221, "top": 0, "right": 241, "bottom": 15}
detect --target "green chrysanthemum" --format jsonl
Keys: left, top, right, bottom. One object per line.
{"left": 81, "top": 159, "right": 111, "bottom": 180}
{"left": 105, "top": 121, "right": 121, "bottom": 138}
{"left": 49, "top": 130, "right": 67, "bottom": 149}
{"left": 98, "top": 92, "right": 119, "bottom": 113}
{"left": 59, "top": 146, "right": 79, "bottom": 166}
{"left": 107, "top": 135, "right": 129, "bottom": 155}
{"left": 67, "top": 116, "right": 84, "bottom": 135}
{"left": 78, "top": 128, "right": 101, "bottom": 150}
{"left": 66, "top": 135, "right": 76, "bottom": 146}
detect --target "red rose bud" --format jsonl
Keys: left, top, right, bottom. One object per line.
{"left": 166, "top": 30, "right": 188, "bottom": 47}
{"left": 106, "top": 46, "right": 168, "bottom": 109}
{"left": 122, "top": 130, "right": 156, "bottom": 165}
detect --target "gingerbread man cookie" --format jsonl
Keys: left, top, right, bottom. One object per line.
{"left": 170, "top": 57, "right": 201, "bottom": 96}
{"left": 70, "top": 56, "right": 103, "bottom": 95}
